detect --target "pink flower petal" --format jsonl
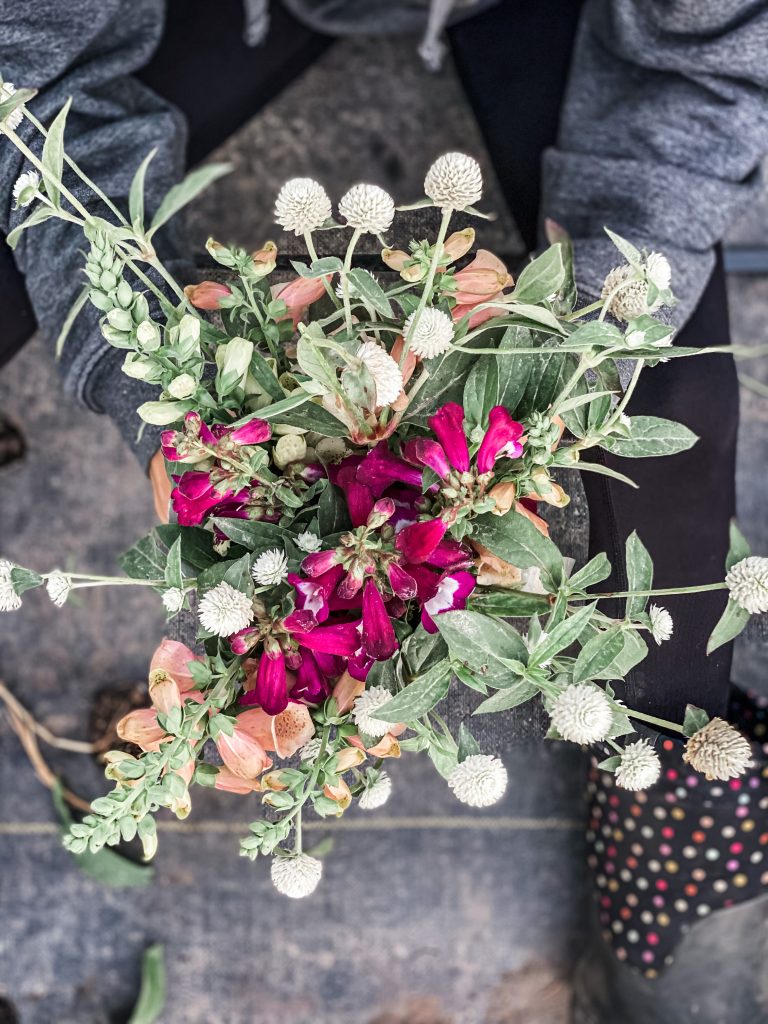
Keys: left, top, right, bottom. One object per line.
{"left": 428, "top": 403, "right": 469, "bottom": 472}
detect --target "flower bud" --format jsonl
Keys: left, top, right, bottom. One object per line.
{"left": 137, "top": 400, "right": 192, "bottom": 425}
{"left": 333, "top": 746, "right": 366, "bottom": 772}
{"left": 136, "top": 319, "right": 162, "bottom": 351}
{"left": 215, "top": 337, "right": 253, "bottom": 393}
{"left": 251, "top": 241, "right": 277, "bottom": 278}
{"left": 106, "top": 307, "right": 134, "bottom": 333}
{"left": 168, "top": 373, "right": 198, "bottom": 400}
{"left": 273, "top": 432, "right": 307, "bottom": 469}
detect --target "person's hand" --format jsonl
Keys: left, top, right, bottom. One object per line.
{"left": 149, "top": 449, "right": 172, "bottom": 523}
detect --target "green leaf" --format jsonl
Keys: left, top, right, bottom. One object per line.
{"left": 569, "top": 553, "right": 612, "bottom": 592}
{"left": 41, "top": 97, "right": 71, "bottom": 208}
{"left": 604, "top": 228, "right": 642, "bottom": 268}
{"left": 403, "top": 626, "right": 448, "bottom": 677}
{"left": 366, "top": 658, "right": 398, "bottom": 694}
{"left": 55, "top": 286, "right": 89, "bottom": 359}
{"left": 376, "top": 661, "right": 451, "bottom": 722}
{"left": 467, "top": 588, "right": 550, "bottom": 617}
{"left": 495, "top": 326, "right": 534, "bottom": 414}
{"left": 507, "top": 302, "right": 566, "bottom": 335}
{"left": 128, "top": 148, "right": 157, "bottom": 233}
{"left": 607, "top": 630, "right": 648, "bottom": 677}
{"left": 211, "top": 518, "right": 287, "bottom": 553}
{"left": 568, "top": 459, "right": 638, "bottom": 489}
{"left": 128, "top": 944, "right": 166, "bottom": 1024}
{"left": 682, "top": 704, "right": 710, "bottom": 738}
{"left": 6, "top": 204, "right": 56, "bottom": 249}
{"left": 265, "top": 399, "right": 348, "bottom": 436}
{"left": 428, "top": 738, "right": 459, "bottom": 779}
{"left": 291, "top": 256, "right": 343, "bottom": 278}
{"left": 529, "top": 602, "right": 597, "bottom": 665}
{"left": 706, "top": 599, "right": 751, "bottom": 655}
{"left": 565, "top": 321, "right": 623, "bottom": 350}
{"left": 119, "top": 533, "right": 166, "bottom": 581}
{"left": 472, "top": 511, "right": 563, "bottom": 585}
{"left": 404, "top": 345, "right": 478, "bottom": 424}
{"left": 602, "top": 416, "right": 698, "bottom": 458}
{"left": 513, "top": 245, "right": 565, "bottom": 304}
{"left": 457, "top": 723, "right": 482, "bottom": 761}
{"left": 347, "top": 268, "right": 394, "bottom": 317}
{"left": 726, "top": 520, "right": 751, "bottom": 571}
{"left": 437, "top": 609, "right": 528, "bottom": 689}
{"left": 163, "top": 536, "right": 183, "bottom": 590}
{"left": 155, "top": 525, "right": 220, "bottom": 571}
{"left": 9, "top": 567, "right": 43, "bottom": 595}
{"left": 318, "top": 482, "right": 351, "bottom": 536}
{"left": 473, "top": 677, "right": 539, "bottom": 714}
{"left": 149, "top": 163, "right": 231, "bottom": 237}
{"left": 296, "top": 336, "right": 339, "bottom": 394}
{"left": 463, "top": 357, "right": 498, "bottom": 427}
{"left": 573, "top": 626, "right": 626, "bottom": 683}
{"left": 197, "top": 553, "right": 253, "bottom": 596}
{"left": 248, "top": 350, "right": 284, "bottom": 401}
{"left": 514, "top": 346, "right": 576, "bottom": 421}
{"left": 625, "top": 531, "right": 653, "bottom": 619}
{"left": 596, "top": 755, "right": 622, "bottom": 773}
{"left": 0, "top": 86, "right": 36, "bottom": 125}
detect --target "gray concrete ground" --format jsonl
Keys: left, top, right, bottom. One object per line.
{"left": 1, "top": 33, "right": 767, "bottom": 1024}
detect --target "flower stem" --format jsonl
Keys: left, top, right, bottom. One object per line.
{"left": 625, "top": 708, "right": 686, "bottom": 736}
{"left": 340, "top": 228, "right": 362, "bottom": 335}
{"left": 399, "top": 208, "right": 452, "bottom": 368}
{"left": 304, "top": 230, "right": 340, "bottom": 308}
{"left": 587, "top": 582, "right": 727, "bottom": 600}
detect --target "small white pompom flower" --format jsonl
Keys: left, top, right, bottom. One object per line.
{"left": 405, "top": 306, "right": 454, "bottom": 359}
{"left": 601, "top": 265, "right": 660, "bottom": 322}
{"left": 725, "top": 556, "right": 768, "bottom": 615}
{"left": 358, "top": 771, "right": 392, "bottom": 810}
{"left": 356, "top": 341, "right": 404, "bottom": 407}
{"left": 0, "top": 81, "right": 24, "bottom": 130}
{"left": 614, "top": 740, "right": 662, "bottom": 791}
{"left": 270, "top": 853, "right": 322, "bottom": 898}
{"left": 352, "top": 685, "right": 393, "bottom": 738}
{"left": 162, "top": 588, "right": 185, "bottom": 614}
{"left": 644, "top": 252, "right": 672, "bottom": 291}
{"left": 550, "top": 684, "right": 614, "bottom": 745}
{"left": 45, "top": 571, "right": 72, "bottom": 608}
{"left": 448, "top": 754, "right": 508, "bottom": 807}
{"left": 649, "top": 604, "right": 673, "bottom": 645}
{"left": 683, "top": 718, "right": 752, "bottom": 781}
{"left": 12, "top": 170, "right": 40, "bottom": 208}
{"left": 424, "top": 152, "right": 483, "bottom": 211}
{"left": 296, "top": 531, "right": 322, "bottom": 554}
{"left": 198, "top": 581, "right": 253, "bottom": 636}
{"left": 338, "top": 184, "right": 395, "bottom": 235}
{"left": 0, "top": 558, "right": 22, "bottom": 612}
{"left": 251, "top": 548, "right": 289, "bottom": 587}
{"left": 274, "top": 177, "right": 332, "bottom": 235}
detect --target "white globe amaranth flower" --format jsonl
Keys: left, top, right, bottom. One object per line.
{"left": 338, "top": 184, "right": 395, "bottom": 235}
{"left": 352, "top": 685, "right": 394, "bottom": 738}
{"left": 45, "top": 571, "right": 72, "bottom": 608}
{"left": 251, "top": 548, "right": 289, "bottom": 587}
{"left": 448, "top": 754, "right": 508, "bottom": 808}
{"left": 162, "top": 587, "right": 185, "bottom": 615}
{"left": 649, "top": 604, "right": 673, "bottom": 645}
{"left": 356, "top": 341, "right": 404, "bottom": 407}
{"left": 683, "top": 717, "right": 752, "bottom": 781}
{"left": 644, "top": 252, "right": 672, "bottom": 291}
{"left": 12, "top": 170, "right": 40, "bottom": 207}
{"left": 405, "top": 306, "right": 454, "bottom": 360}
{"left": 299, "top": 736, "right": 323, "bottom": 761}
{"left": 424, "top": 152, "right": 483, "bottom": 211}
{"left": 270, "top": 853, "right": 322, "bottom": 898}
{"left": 274, "top": 177, "right": 332, "bottom": 235}
{"left": 550, "top": 684, "right": 614, "bottom": 745}
{"left": 0, "top": 558, "right": 22, "bottom": 612}
{"left": 0, "top": 81, "right": 24, "bottom": 130}
{"left": 272, "top": 432, "right": 307, "bottom": 470}
{"left": 198, "top": 581, "right": 253, "bottom": 636}
{"left": 725, "top": 556, "right": 768, "bottom": 615}
{"left": 614, "top": 740, "right": 662, "bottom": 791}
{"left": 296, "top": 531, "right": 322, "bottom": 554}
{"left": 601, "top": 265, "right": 661, "bottom": 322}
{"left": 358, "top": 771, "right": 392, "bottom": 810}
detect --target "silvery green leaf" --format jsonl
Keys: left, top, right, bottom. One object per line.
{"left": 495, "top": 326, "right": 534, "bottom": 414}
{"left": 128, "top": 148, "right": 157, "bottom": 233}
{"left": 41, "top": 97, "right": 70, "bottom": 208}
{"left": 472, "top": 678, "right": 539, "bottom": 714}
{"left": 163, "top": 536, "right": 183, "bottom": 590}
{"left": 248, "top": 350, "right": 284, "bottom": 401}
{"left": 0, "top": 86, "right": 36, "bottom": 125}
{"left": 566, "top": 321, "right": 624, "bottom": 350}
{"left": 529, "top": 602, "right": 597, "bottom": 665}
{"left": 366, "top": 657, "right": 398, "bottom": 694}
{"left": 467, "top": 589, "right": 550, "bottom": 617}
{"left": 403, "top": 626, "right": 448, "bottom": 677}
{"left": 604, "top": 228, "right": 642, "bottom": 268}
{"left": 507, "top": 302, "right": 566, "bottom": 335}
{"left": 148, "top": 163, "right": 231, "bottom": 237}
{"left": 6, "top": 204, "right": 56, "bottom": 249}
{"left": 437, "top": 609, "right": 529, "bottom": 689}
{"left": 625, "top": 531, "right": 653, "bottom": 619}
{"left": 557, "top": 389, "right": 615, "bottom": 415}
{"left": 119, "top": 532, "right": 166, "bottom": 581}
{"left": 601, "top": 416, "right": 698, "bottom": 458}
{"left": 55, "top": 286, "right": 89, "bottom": 359}
{"left": 565, "top": 459, "right": 638, "bottom": 489}
{"left": 9, "top": 567, "right": 42, "bottom": 595}
{"left": 605, "top": 629, "right": 648, "bottom": 677}
{"left": 513, "top": 245, "right": 565, "bottom": 304}
{"left": 128, "top": 944, "right": 166, "bottom": 1024}
{"left": 596, "top": 755, "right": 622, "bottom": 773}
{"left": 318, "top": 482, "right": 351, "bottom": 536}
{"left": 682, "top": 704, "right": 710, "bottom": 738}
{"left": 569, "top": 553, "right": 612, "bottom": 592}
{"left": 347, "top": 268, "right": 393, "bottom": 317}
{"left": 137, "top": 400, "right": 193, "bottom": 425}
{"left": 197, "top": 553, "right": 253, "bottom": 597}
{"left": 296, "top": 336, "right": 338, "bottom": 394}
{"left": 472, "top": 511, "right": 563, "bottom": 584}
{"left": 706, "top": 599, "right": 751, "bottom": 654}
{"left": 291, "top": 256, "right": 343, "bottom": 278}
{"left": 463, "top": 356, "right": 498, "bottom": 428}
{"left": 457, "top": 723, "right": 481, "bottom": 761}
{"left": 211, "top": 518, "right": 286, "bottom": 553}
{"left": 726, "top": 520, "right": 751, "bottom": 571}
{"left": 376, "top": 661, "right": 451, "bottom": 722}
{"left": 573, "top": 626, "right": 626, "bottom": 683}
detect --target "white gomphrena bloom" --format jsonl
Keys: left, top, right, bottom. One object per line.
{"left": 338, "top": 183, "right": 395, "bottom": 235}
{"left": 358, "top": 771, "right": 392, "bottom": 810}
{"left": 683, "top": 717, "right": 752, "bottom": 781}
{"left": 198, "top": 581, "right": 253, "bottom": 636}
{"left": 601, "top": 265, "right": 660, "bottom": 322}
{"left": 356, "top": 341, "right": 404, "bottom": 407}
{"left": 270, "top": 853, "right": 322, "bottom": 898}
{"left": 649, "top": 604, "right": 673, "bottom": 645}
{"left": 615, "top": 740, "right": 662, "bottom": 791}
{"left": 12, "top": 170, "right": 39, "bottom": 207}
{"left": 448, "top": 754, "right": 508, "bottom": 808}
{"left": 550, "top": 684, "right": 614, "bottom": 745}
{"left": 725, "top": 556, "right": 768, "bottom": 615}
{"left": 405, "top": 306, "right": 454, "bottom": 359}
{"left": 0, "top": 558, "right": 21, "bottom": 613}
{"left": 162, "top": 587, "right": 185, "bottom": 614}
{"left": 251, "top": 548, "right": 289, "bottom": 587}
{"left": 352, "top": 685, "right": 393, "bottom": 738}
{"left": 644, "top": 252, "right": 672, "bottom": 291}
{"left": 296, "top": 531, "right": 322, "bottom": 554}
{"left": 424, "top": 152, "right": 483, "bottom": 211}
{"left": 45, "top": 571, "right": 72, "bottom": 608}
{"left": 274, "top": 177, "right": 332, "bottom": 235}
{"left": 0, "top": 81, "right": 24, "bottom": 130}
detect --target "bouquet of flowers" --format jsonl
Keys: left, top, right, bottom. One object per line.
{"left": 2, "top": 80, "right": 766, "bottom": 898}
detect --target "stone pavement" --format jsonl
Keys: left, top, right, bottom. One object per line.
{"left": 1, "top": 33, "right": 767, "bottom": 1024}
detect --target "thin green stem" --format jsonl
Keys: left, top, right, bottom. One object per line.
{"left": 587, "top": 582, "right": 727, "bottom": 601}
{"left": 304, "top": 231, "right": 340, "bottom": 307}
{"left": 400, "top": 208, "right": 452, "bottom": 367}
{"left": 625, "top": 707, "right": 686, "bottom": 736}
{"left": 1, "top": 124, "right": 92, "bottom": 221}
{"left": 340, "top": 228, "right": 362, "bottom": 335}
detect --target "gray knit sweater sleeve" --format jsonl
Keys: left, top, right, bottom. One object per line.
{"left": 541, "top": 0, "right": 768, "bottom": 326}
{"left": 0, "top": 0, "right": 193, "bottom": 468}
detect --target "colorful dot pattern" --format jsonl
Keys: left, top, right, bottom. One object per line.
{"left": 586, "top": 688, "right": 768, "bottom": 979}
